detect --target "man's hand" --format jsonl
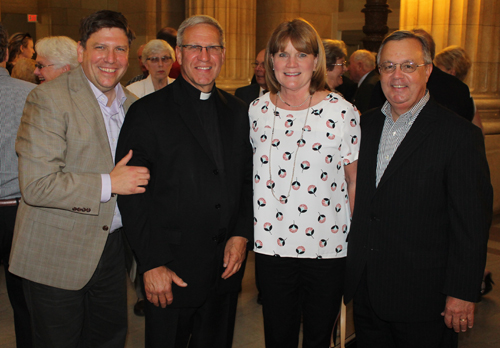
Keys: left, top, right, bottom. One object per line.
{"left": 111, "top": 150, "right": 150, "bottom": 195}
{"left": 221, "top": 236, "right": 247, "bottom": 279}
{"left": 441, "top": 296, "right": 475, "bottom": 333}
{"left": 143, "top": 266, "right": 187, "bottom": 308}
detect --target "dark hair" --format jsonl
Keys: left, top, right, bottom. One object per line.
{"left": 8, "top": 32, "right": 32, "bottom": 63}
{"left": 79, "top": 10, "right": 135, "bottom": 49}
{"left": 323, "top": 39, "right": 346, "bottom": 71}
{"left": 0, "top": 23, "right": 8, "bottom": 62}
{"left": 157, "top": 27, "right": 177, "bottom": 48}
{"left": 265, "top": 18, "right": 328, "bottom": 94}
{"left": 377, "top": 30, "right": 433, "bottom": 65}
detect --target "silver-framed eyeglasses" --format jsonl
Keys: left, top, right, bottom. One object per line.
{"left": 379, "top": 61, "right": 429, "bottom": 74}
{"left": 35, "top": 63, "right": 55, "bottom": 70}
{"left": 332, "top": 61, "right": 347, "bottom": 67}
{"left": 180, "top": 45, "right": 224, "bottom": 55}
{"left": 146, "top": 56, "right": 172, "bottom": 64}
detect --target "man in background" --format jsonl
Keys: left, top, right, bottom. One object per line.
{"left": 0, "top": 22, "right": 35, "bottom": 348}
{"left": 348, "top": 49, "right": 379, "bottom": 113}
{"left": 235, "top": 48, "right": 268, "bottom": 106}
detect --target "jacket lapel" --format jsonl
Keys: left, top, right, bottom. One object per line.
{"left": 376, "top": 101, "right": 437, "bottom": 189}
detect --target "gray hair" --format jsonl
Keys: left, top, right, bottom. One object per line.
{"left": 142, "top": 39, "right": 175, "bottom": 64}
{"left": 351, "top": 49, "right": 376, "bottom": 70}
{"left": 177, "top": 15, "right": 225, "bottom": 47}
{"left": 377, "top": 30, "right": 433, "bottom": 65}
{"left": 35, "top": 36, "right": 79, "bottom": 69}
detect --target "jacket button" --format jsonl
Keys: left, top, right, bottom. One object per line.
{"left": 72, "top": 207, "right": 77, "bottom": 211}
{"left": 215, "top": 204, "right": 221, "bottom": 209}
{"left": 213, "top": 169, "right": 219, "bottom": 175}
{"left": 103, "top": 225, "right": 109, "bottom": 231}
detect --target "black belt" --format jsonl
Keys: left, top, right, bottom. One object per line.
{"left": 0, "top": 198, "right": 20, "bottom": 207}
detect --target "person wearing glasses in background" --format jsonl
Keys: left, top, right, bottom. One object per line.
{"left": 33, "top": 36, "right": 79, "bottom": 83}
{"left": 116, "top": 15, "right": 252, "bottom": 347}
{"left": 7, "top": 32, "right": 35, "bottom": 74}
{"left": 344, "top": 30, "right": 492, "bottom": 348}
{"left": 127, "top": 39, "right": 175, "bottom": 98}
{"left": 323, "top": 39, "right": 348, "bottom": 92}
{"left": 235, "top": 48, "right": 268, "bottom": 106}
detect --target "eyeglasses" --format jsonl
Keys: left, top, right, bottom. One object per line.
{"left": 379, "top": 61, "right": 429, "bottom": 74}
{"left": 35, "top": 63, "right": 55, "bottom": 70}
{"left": 180, "top": 45, "right": 224, "bottom": 55}
{"left": 146, "top": 56, "right": 172, "bottom": 64}
{"left": 251, "top": 62, "right": 265, "bottom": 69}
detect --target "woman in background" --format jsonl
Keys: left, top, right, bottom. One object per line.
{"left": 12, "top": 57, "right": 38, "bottom": 84}
{"left": 7, "top": 32, "right": 35, "bottom": 74}
{"left": 323, "top": 39, "right": 347, "bottom": 92}
{"left": 127, "top": 39, "right": 175, "bottom": 98}
{"left": 34, "top": 36, "right": 79, "bottom": 83}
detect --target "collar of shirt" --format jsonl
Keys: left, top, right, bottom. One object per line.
{"left": 178, "top": 73, "right": 214, "bottom": 101}
{"left": 381, "top": 90, "right": 430, "bottom": 126}
{"left": 357, "top": 71, "right": 370, "bottom": 87}
{"left": 86, "top": 77, "right": 127, "bottom": 113}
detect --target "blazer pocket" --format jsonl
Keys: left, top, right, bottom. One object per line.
{"left": 29, "top": 210, "right": 75, "bottom": 231}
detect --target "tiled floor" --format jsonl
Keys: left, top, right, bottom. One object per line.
{"left": 1, "top": 217, "right": 499, "bottom": 347}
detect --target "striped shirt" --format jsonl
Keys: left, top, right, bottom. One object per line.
{"left": 376, "top": 91, "right": 430, "bottom": 186}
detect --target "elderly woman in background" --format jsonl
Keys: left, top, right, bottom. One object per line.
{"left": 434, "top": 45, "right": 484, "bottom": 134}
{"left": 34, "top": 36, "right": 79, "bottom": 83}
{"left": 323, "top": 39, "right": 347, "bottom": 91}
{"left": 12, "top": 57, "right": 38, "bottom": 84}
{"left": 127, "top": 39, "right": 175, "bottom": 98}
{"left": 7, "top": 32, "right": 35, "bottom": 74}
{"left": 249, "top": 19, "right": 360, "bottom": 348}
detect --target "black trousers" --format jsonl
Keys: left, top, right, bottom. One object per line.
{"left": 23, "top": 230, "right": 127, "bottom": 348}
{"left": 0, "top": 203, "right": 33, "bottom": 348}
{"left": 352, "top": 270, "right": 458, "bottom": 348}
{"left": 144, "top": 289, "right": 239, "bottom": 348}
{"left": 256, "top": 253, "right": 346, "bottom": 348}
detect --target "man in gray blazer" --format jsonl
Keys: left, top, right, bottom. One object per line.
{"left": 10, "top": 10, "right": 150, "bottom": 348}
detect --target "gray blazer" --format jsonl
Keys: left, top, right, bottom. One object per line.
{"left": 10, "top": 67, "right": 136, "bottom": 290}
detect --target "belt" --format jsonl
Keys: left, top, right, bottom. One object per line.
{"left": 0, "top": 198, "right": 20, "bottom": 207}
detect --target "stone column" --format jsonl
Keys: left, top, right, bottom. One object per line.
{"left": 186, "top": 0, "right": 257, "bottom": 92}
{"left": 400, "top": 0, "right": 500, "bottom": 212}
{"left": 361, "top": 0, "right": 392, "bottom": 53}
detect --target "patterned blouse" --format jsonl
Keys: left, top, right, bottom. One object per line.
{"left": 249, "top": 92, "right": 360, "bottom": 259}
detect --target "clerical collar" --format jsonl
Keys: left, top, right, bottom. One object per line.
{"left": 177, "top": 73, "right": 215, "bottom": 100}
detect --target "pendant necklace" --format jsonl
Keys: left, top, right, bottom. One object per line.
{"left": 278, "top": 91, "right": 311, "bottom": 108}
{"left": 268, "top": 93, "right": 313, "bottom": 202}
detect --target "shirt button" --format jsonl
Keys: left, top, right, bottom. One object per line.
{"left": 103, "top": 225, "right": 109, "bottom": 231}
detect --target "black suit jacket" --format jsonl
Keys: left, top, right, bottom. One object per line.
{"left": 352, "top": 69, "right": 380, "bottom": 113}
{"left": 234, "top": 83, "right": 260, "bottom": 106}
{"left": 344, "top": 98, "right": 492, "bottom": 322}
{"left": 369, "top": 65, "right": 474, "bottom": 121}
{"left": 116, "top": 76, "right": 253, "bottom": 308}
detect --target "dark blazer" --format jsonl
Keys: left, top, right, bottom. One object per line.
{"left": 234, "top": 83, "right": 260, "bottom": 106}
{"left": 344, "top": 98, "right": 492, "bottom": 322}
{"left": 352, "top": 69, "right": 380, "bottom": 113}
{"left": 116, "top": 76, "right": 253, "bottom": 308}
{"left": 369, "top": 65, "right": 474, "bottom": 121}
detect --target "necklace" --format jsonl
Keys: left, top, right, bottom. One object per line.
{"left": 268, "top": 93, "right": 313, "bottom": 202}
{"left": 278, "top": 91, "right": 312, "bottom": 108}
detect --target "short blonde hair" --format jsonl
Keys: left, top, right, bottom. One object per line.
{"left": 12, "top": 57, "right": 37, "bottom": 84}
{"left": 141, "top": 39, "right": 175, "bottom": 64}
{"left": 434, "top": 45, "right": 471, "bottom": 81}
{"left": 35, "top": 36, "right": 79, "bottom": 70}
{"left": 265, "top": 18, "right": 328, "bottom": 94}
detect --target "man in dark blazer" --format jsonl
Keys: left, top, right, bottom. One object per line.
{"left": 369, "top": 29, "right": 474, "bottom": 122}
{"left": 235, "top": 48, "right": 267, "bottom": 106}
{"left": 344, "top": 30, "right": 492, "bottom": 348}
{"left": 117, "top": 15, "right": 253, "bottom": 348}
{"left": 348, "top": 49, "right": 380, "bottom": 113}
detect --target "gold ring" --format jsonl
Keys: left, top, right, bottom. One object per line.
{"left": 460, "top": 319, "right": 467, "bottom": 322}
